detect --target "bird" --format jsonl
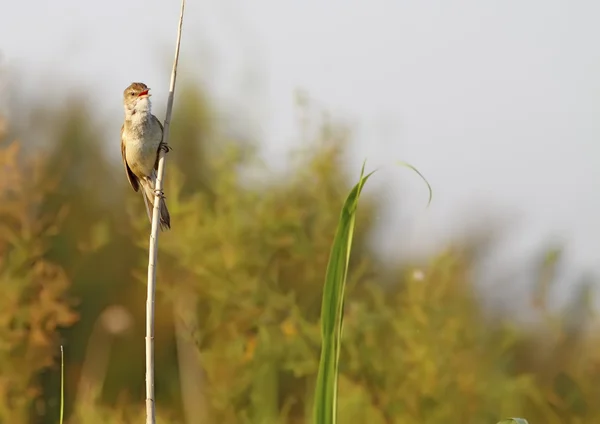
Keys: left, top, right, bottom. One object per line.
{"left": 120, "top": 82, "right": 171, "bottom": 231}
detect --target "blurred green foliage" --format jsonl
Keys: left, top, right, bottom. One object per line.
{"left": 0, "top": 85, "right": 597, "bottom": 424}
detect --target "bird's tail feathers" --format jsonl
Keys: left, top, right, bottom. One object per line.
{"left": 140, "top": 175, "right": 171, "bottom": 231}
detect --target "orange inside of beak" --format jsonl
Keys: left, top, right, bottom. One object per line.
{"left": 138, "top": 90, "right": 149, "bottom": 97}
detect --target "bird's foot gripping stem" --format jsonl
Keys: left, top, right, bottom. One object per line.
{"left": 159, "top": 142, "right": 172, "bottom": 153}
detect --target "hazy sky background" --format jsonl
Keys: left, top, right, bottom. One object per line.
{"left": 1, "top": 1, "right": 599, "bottom": 298}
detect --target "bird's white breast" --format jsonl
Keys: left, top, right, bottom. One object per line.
{"left": 124, "top": 115, "right": 162, "bottom": 177}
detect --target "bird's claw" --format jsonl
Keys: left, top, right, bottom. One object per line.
{"left": 160, "top": 143, "right": 172, "bottom": 153}
{"left": 153, "top": 189, "right": 166, "bottom": 199}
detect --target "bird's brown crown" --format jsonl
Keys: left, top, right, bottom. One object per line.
{"left": 123, "top": 82, "right": 149, "bottom": 102}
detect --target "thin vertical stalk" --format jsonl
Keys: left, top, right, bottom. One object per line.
{"left": 146, "top": 1, "right": 185, "bottom": 423}
{"left": 59, "top": 345, "right": 64, "bottom": 424}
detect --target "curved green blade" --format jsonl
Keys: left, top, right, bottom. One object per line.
{"left": 312, "top": 160, "right": 431, "bottom": 424}
{"left": 312, "top": 163, "right": 374, "bottom": 424}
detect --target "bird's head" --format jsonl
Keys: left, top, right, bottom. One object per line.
{"left": 123, "top": 82, "right": 152, "bottom": 116}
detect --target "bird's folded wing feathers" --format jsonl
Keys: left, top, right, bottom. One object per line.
{"left": 121, "top": 125, "right": 140, "bottom": 192}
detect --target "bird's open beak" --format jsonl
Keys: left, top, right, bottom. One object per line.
{"left": 138, "top": 89, "right": 150, "bottom": 97}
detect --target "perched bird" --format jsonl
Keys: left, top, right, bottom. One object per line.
{"left": 121, "top": 82, "right": 171, "bottom": 230}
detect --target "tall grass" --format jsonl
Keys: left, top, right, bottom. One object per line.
{"left": 145, "top": 1, "right": 184, "bottom": 424}
{"left": 311, "top": 163, "right": 528, "bottom": 424}
{"left": 312, "top": 163, "right": 374, "bottom": 424}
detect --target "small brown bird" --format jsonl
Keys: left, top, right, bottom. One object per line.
{"left": 121, "top": 82, "right": 171, "bottom": 230}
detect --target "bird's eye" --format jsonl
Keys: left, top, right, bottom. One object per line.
{"left": 130, "top": 92, "right": 135, "bottom": 96}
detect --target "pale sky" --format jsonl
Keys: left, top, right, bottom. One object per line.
{"left": 1, "top": 0, "right": 599, "bottom": 298}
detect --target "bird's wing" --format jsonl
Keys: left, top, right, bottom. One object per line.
{"left": 121, "top": 124, "right": 140, "bottom": 192}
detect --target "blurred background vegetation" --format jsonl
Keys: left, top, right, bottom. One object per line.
{"left": 0, "top": 81, "right": 598, "bottom": 424}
